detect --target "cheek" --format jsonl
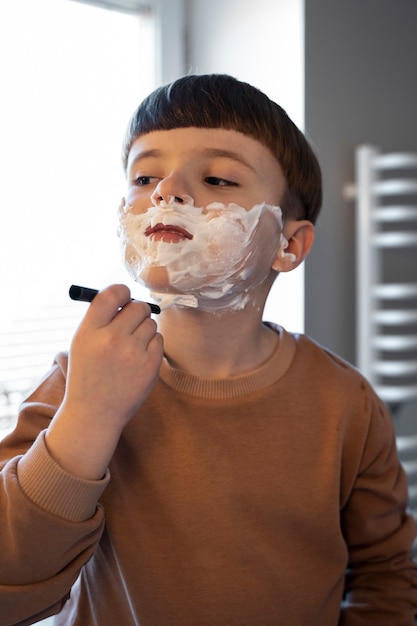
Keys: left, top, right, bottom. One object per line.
{"left": 124, "top": 188, "right": 150, "bottom": 212}
{"left": 245, "top": 212, "right": 282, "bottom": 270}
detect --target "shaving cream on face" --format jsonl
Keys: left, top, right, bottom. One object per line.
{"left": 118, "top": 200, "right": 290, "bottom": 311}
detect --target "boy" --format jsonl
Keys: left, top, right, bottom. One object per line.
{"left": 0, "top": 74, "right": 416, "bottom": 625}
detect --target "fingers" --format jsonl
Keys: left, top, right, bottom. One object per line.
{"left": 85, "top": 284, "right": 132, "bottom": 327}
{"left": 84, "top": 284, "right": 156, "bottom": 333}
{"left": 78, "top": 284, "right": 163, "bottom": 357}
{"left": 112, "top": 301, "right": 154, "bottom": 335}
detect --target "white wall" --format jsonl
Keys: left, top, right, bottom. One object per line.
{"left": 186, "top": 0, "right": 306, "bottom": 332}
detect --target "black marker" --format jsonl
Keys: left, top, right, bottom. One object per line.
{"left": 69, "top": 285, "right": 161, "bottom": 315}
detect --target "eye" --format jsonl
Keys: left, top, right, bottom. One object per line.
{"left": 133, "top": 175, "right": 158, "bottom": 186}
{"left": 205, "top": 176, "right": 237, "bottom": 187}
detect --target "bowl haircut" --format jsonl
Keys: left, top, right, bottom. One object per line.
{"left": 122, "top": 74, "right": 322, "bottom": 224}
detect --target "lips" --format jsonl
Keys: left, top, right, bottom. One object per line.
{"left": 145, "top": 223, "right": 193, "bottom": 240}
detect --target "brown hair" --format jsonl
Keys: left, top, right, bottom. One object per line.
{"left": 122, "top": 74, "right": 322, "bottom": 224}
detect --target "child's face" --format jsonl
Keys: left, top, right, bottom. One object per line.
{"left": 124, "top": 127, "right": 285, "bottom": 212}
{"left": 119, "top": 127, "right": 289, "bottom": 311}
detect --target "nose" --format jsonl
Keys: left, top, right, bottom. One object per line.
{"left": 150, "top": 174, "right": 194, "bottom": 207}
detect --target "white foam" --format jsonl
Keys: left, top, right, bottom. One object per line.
{"left": 118, "top": 199, "right": 289, "bottom": 311}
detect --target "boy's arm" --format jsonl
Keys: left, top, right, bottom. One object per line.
{"left": 340, "top": 393, "right": 417, "bottom": 624}
{"left": 0, "top": 358, "right": 108, "bottom": 625}
{"left": 46, "top": 284, "right": 163, "bottom": 480}
{"left": 0, "top": 285, "right": 163, "bottom": 624}
{"left": 0, "top": 435, "right": 108, "bottom": 625}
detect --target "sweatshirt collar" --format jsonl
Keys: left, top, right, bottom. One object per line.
{"left": 159, "top": 324, "right": 296, "bottom": 399}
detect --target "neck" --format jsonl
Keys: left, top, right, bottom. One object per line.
{"left": 157, "top": 303, "right": 278, "bottom": 378}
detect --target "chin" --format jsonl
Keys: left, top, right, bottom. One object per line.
{"left": 136, "top": 266, "right": 172, "bottom": 291}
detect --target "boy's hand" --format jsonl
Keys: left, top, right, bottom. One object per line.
{"left": 67, "top": 284, "right": 163, "bottom": 425}
{"left": 46, "top": 284, "right": 164, "bottom": 480}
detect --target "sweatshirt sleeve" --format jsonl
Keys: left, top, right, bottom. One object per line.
{"left": 340, "top": 386, "right": 417, "bottom": 624}
{"left": 0, "top": 354, "right": 109, "bottom": 626}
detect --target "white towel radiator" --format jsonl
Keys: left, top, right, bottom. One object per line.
{"left": 353, "top": 145, "right": 417, "bottom": 410}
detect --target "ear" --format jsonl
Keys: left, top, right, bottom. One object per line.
{"left": 272, "top": 220, "right": 315, "bottom": 272}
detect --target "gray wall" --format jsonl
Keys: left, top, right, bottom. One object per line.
{"left": 304, "top": 0, "right": 417, "bottom": 366}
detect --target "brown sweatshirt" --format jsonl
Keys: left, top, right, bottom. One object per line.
{"left": 1, "top": 326, "right": 416, "bottom": 625}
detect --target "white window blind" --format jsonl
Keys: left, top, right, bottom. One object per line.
{"left": 0, "top": 0, "right": 157, "bottom": 438}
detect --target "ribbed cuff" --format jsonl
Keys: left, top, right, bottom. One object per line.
{"left": 17, "top": 431, "right": 110, "bottom": 523}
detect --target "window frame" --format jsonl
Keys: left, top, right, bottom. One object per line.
{"left": 70, "top": 0, "right": 186, "bottom": 84}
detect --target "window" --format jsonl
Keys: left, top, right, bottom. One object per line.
{"left": 0, "top": 0, "right": 157, "bottom": 437}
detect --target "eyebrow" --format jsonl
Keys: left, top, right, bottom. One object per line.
{"left": 199, "top": 148, "right": 256, "bottom": 172}
{"left": 127, "top": 149, "right": 162, "bottom": 170}
{"left": 127, "top": 147, "right": 257, "bottom": 173}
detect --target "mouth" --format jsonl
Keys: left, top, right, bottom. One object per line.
{"left": 145, "top": 223, "right": 193, "bottom": 242}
